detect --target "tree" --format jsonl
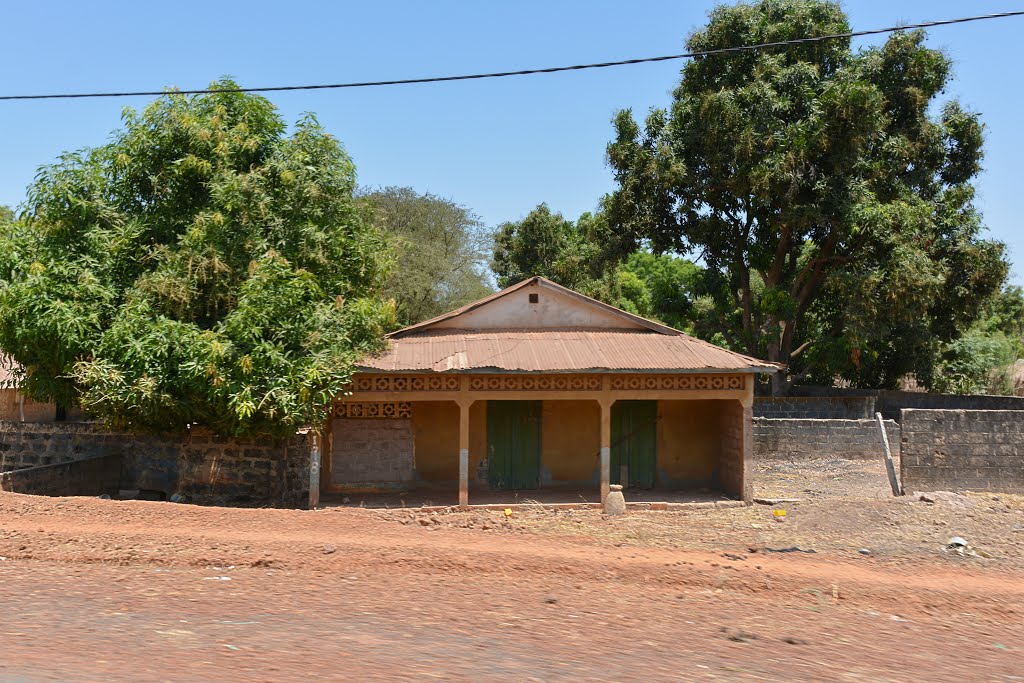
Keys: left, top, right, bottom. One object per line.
{"left": 492, "top": 203, "right": 622, "bottom": 300}
{"left": 361, "top": 186, "right": 493, "bottom": 326}
{"left": 0, "top": 206, "right": 12, "bottom": 224}
{"left": 0, "top": 81, "right": 393, "bottom": 436}
{"left": 615, "top": 252, "right": 704, "bottom": 332}
{"left": 607, "top": 0, "right": 1007, "bottom": 392}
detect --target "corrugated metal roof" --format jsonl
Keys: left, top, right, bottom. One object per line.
{"left": 359, "top": 329, "right": 778, "bottom": 374}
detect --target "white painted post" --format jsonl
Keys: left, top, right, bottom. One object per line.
{"left": 309, "top": 434, "right": 321, "bottom": 509}
{"left": 876, "top": 412, "right": 902, "bottom": 496}
{"left": 600, "top": 400, "right": 611, "bottom": 504}
{"left": 458, "top": 402, "right": 470, "bottom": 508}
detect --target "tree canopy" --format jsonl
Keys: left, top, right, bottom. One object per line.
{"left": 361, "top": 186, "right": 493, "bottom": 326}
{"left": 0, "top": 81, "right": 393, "bottom": 436}
{"left": 607, "top": 0, "right": 1008, "bottom": 391}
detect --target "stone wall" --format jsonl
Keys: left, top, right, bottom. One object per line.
{"left": 0, "top": 453, "right": 122, "bottom": 498}
{"left": 754, "top": 418, "right": 898, "bottom": 460}
{"left": 0, "top": 422, "right": 311, "bottom": 507}
{"left": 900, "top": 409, "right": 1024, "bottom": 493}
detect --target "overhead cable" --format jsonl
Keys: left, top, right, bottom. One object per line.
{"left": 1, "top": 11, "right": 1022, "bottom": 101}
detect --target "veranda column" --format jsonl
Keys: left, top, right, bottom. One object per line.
{"left": 599, "top": 398, "right": 611, "bottom": 504}
{"left": 458, "top": 400, "right": 471, "bottom": 508}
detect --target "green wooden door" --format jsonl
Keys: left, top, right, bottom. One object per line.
{"left": 611, "top": 400, "right": 657, "bottom": 489}
{"left": 487, "top": 401, "right": 542, "bottom": 490}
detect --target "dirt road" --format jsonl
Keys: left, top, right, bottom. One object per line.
{"left": 0, "top": 459, "right": 1022, "bottom": 681}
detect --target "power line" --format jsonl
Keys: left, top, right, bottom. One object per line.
{"left": 2, "top": 10, "right": 1023, "bottom": 102}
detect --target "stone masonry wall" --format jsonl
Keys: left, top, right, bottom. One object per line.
{"left": 0, "top": 453, "right": 122, "bottom": 498}
{"left": 900, "top": 409, "right": 1024, "bottom": 493}
{"left": 0, "top": 422, "right": 311, "bottom": 507}
{"left": 330, "top": 418, "right": 414, "bottom": 487}
{"left": 754, "top": 418, "right": 899, "bottom": 460}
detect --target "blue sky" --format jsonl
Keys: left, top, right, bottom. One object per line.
{"left": 2, "top": 1, "right": 1022, "bottom": 284}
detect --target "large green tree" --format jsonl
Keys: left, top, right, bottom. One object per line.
{"left": 492, "top": 203, "right": 620, "bottom": 296}
{"left": 0, "top": 81, "right": 393, "bottom": 436}
{"left": 607, "top": 0, "right": 1007, "bottom": 391}
{"left": 362, "top": 186, "right": 493, "bottom": 326}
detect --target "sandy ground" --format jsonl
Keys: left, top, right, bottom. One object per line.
{"left": 0, "top": 456, "right": 1022, "bottom": 682}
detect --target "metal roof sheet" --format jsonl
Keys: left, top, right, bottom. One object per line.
{"left": 359, "top": 329, "right": 778, "bottom": 374}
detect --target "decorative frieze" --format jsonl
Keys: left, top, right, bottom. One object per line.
{"left": 334, "top": 402, "right": 413, "bottom": 419}
{"left": 467, "top": 375, "right": 602, "bottom": 392}
{"left": 350, "top": 375, "right": 460, "bottom": 393}
{"left": 346, "top": 373, "right": 746, "bottom": 395}
{"left": 609, "top": 374, "right": 745, "bottom": 391}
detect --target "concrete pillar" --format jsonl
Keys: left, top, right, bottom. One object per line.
{"left": 458, "top": 401, "right": 470, "bottom": 508}
{"left": 600, "top": 399, "right": 611, "bottom": 504}
{"left": 308, "top": 433, "right": 321, "bottom": 510}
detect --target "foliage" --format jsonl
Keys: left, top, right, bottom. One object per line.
{"left": 932, "top": 329, "right": 1016, "bottom": 396}
{"left": 614, "top": 252, "right": 704, "bottom": 332}
{"left": 927, "top": 286, "right": 1024, "bottom": 395}
{"left": 361, "top": 186, "right": 493, "bottom": 326}
{"left": 489, "top": 205, "right": 610, "bottom": 296}
{"left": 0, "top": 81, "right": 394, "bottom": 436}
{"left": 606, "top": 0, "right": 1008, "bottom": 392}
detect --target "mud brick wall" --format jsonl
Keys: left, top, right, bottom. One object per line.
{"left": 754, "top": 396, "right": 876, "bottom": 420}
{"left": 0, "top": 422, "right": 312, "bottom": 507}
{"left": 754, "top": 418, "right": 899, "bottom": 460}
{"left": 329, "top": 418, "right": 414, "bottom": 486}
{"left": 900, "top": 409, "right": 1024, "bottom": 493}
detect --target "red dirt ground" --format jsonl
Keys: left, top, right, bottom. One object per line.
{"left": 0, "top": 458, "right": 1022, "bottom": 681}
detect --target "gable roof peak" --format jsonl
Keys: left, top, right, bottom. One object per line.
{"left": 389, "top": 276, "right": 684, "bottom": 338}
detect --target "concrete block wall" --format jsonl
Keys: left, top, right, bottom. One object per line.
{"left": 754, "top": 418, "right": 899, "bottom": 460}
{"left": 901, "top": 409, "right": 1024, "bottom": 493}
{"left": 787, "top": 386, "right": 1024, "bottom": 421}
{"left": 330, "top": 418, "right": 414, "bottom": 486}
{"left": 0, "top": 422, "right": 311, "bottom": 507}
{"left": 754, "top": 396, "right": 876, "bottom": 420}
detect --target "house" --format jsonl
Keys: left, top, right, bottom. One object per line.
{"left": 325, "top": 277, "right": 778, "bottom": 507}
{"left": 323, "top": 278, "right": 770, "bottom": 507}
{"left": 0, "top": 357, "right": 63, "bottom": 422}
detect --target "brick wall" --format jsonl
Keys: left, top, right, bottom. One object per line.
{"left": 329, "top": 418, "right": 414, "bottom": 487}
{"left": 0, "top": 422, "right": 311, "bottom": 507}
{"left": 900, "top": 409, "right": 1024, "bottom": 493}
{"left": 754, "top": 418, "right": 898, "bottom": 460}
{"left": 719, "top": 401, "right": 749, "bottom": 501}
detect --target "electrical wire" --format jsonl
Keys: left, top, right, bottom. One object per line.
{"left": 2, "top": 10, "right": 1022, "bottom": 101}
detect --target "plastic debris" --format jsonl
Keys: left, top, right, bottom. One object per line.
{"left": 858, "top": 548, "right": 872, "bottom": 555}
{"left": 504, "top": 508, "right": 513, "bottom": 517}
{"left": 944, "top": 536, "right": 991, "bottom": 558}
{"left": 765, "top": 546, "right": 816, "bottom": 554}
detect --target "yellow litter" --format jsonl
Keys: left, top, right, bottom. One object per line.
{"left": 504, "top": 508, "right": 513, "bottom": 517}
